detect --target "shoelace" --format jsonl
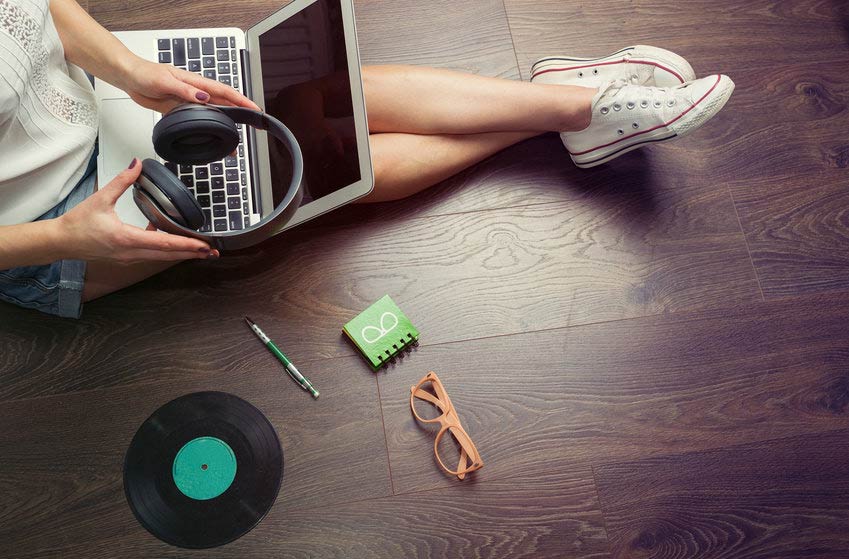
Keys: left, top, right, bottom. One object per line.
{"left": 597, "top": 80, "right": 680, "bottom": 116}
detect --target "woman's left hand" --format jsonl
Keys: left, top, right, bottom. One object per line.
{"left": 118, "top": 56, "right": 260, "bottom": 113}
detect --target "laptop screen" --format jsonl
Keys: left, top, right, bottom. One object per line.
{"left": 257, "top": 0, "right": 361, "bottom": 207}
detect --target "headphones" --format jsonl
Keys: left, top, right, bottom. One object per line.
{"left": 133, "top": 104, "right": 304, "bottom": 251}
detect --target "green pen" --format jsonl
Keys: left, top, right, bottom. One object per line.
{"left": 245, "top": 316, "right": 319, "bottom": 399}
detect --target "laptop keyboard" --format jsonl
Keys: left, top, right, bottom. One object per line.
{"left": 157, "top": 35, "right": 253, "bottom": 233}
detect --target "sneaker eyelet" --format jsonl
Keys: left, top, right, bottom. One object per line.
{"left": 578, "top": 71, "right": 583, "bottom": 77}
{"left": 626, "top": 102, "right": 635, "bottom": 110}
{"left": 667, "top": 99, "right": 676, "bottom": 106}
{"left": 631, "top": 74, "right": 639, "bottom": 81}
{"left": 617, "top": 129, "right": 624, "bottom": 135}
{"left": 640, "top": 100, "right": 649, "bottom": 108}
{"left": 613, "top": 103, "right": 621, "bottom": 111}
{"left": 632, "top": 122, "right": 639, "bottom": 129}
{"left": 653, "top": 100, "right": 662, "bottom": 108}
{"left": 593, "top": 68, "right": 599, "bottom": 75}
{"left": 600, "top": 106, "right": 609, "bottom": 115}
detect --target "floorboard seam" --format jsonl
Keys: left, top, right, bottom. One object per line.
{"left": 374, "top": 374, "right": 397, "bottom": 496}
{"left": 499, "top": 0, "right": 524, "bottom": 80}
{"left": 726, "top": 185, "right": 766, "bottom": 302}
{"left": 590, "top": 464, "right": 615, "bottom": 558}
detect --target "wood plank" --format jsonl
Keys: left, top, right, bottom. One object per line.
{"left": 87, "top": 0, "right": 294, "bottom": 32}
{"left": 0, "top": 360, "right": 391, "bottom": 556}
{"left": 376, "top": 292, "right": 849, "bottom": 494}
{"left": 503, "top": 0, "right": 849, "bottom": 79}
{"left": 2, "top": 466, "right": 609, "bottom": 558}
{"left": 594, "top": 429, "right": 849, "bottom": 559}
{"left": 0, "top": 185, "right": 758, "bottom": 400}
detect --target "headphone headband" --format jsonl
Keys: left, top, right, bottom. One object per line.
{"left": 139, "top": 103, "right": 304, "bottom": 250}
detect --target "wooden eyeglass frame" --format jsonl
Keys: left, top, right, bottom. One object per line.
{"left": 409, "top": 371, "right": 483, "bottom": 480}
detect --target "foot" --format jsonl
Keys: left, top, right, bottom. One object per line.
{"left": 561, "top": 74, "right": 735, "bottom": 168}
{"left": 531, "top": 45, "right": 696, "bottom": 89}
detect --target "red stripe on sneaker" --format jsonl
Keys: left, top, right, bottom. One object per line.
{"left": 532, "top": 59, "right": 686, "bottom": 83}
{"left": 569, "top": 75, "right": 723, "bottom": 157}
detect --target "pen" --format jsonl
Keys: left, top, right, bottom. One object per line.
{"left": 244, "top": 316, "right": 319, "bottom": 399}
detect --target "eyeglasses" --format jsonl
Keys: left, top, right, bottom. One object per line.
{"left": 409, "top": 371, "right": 483, "bottom": 480}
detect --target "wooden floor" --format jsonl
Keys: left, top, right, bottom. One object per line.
{"left": 2, "top": 0, "right": 849, "bottom": 557}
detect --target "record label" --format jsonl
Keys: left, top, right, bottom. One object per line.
{"left": 172, "top": 436, "right": 237, "bottom": 500}
{"left": 123, "top": 392, "right": 283, "bottom": 549}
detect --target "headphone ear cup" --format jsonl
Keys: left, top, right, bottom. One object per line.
{"left": 153, "top": 105, "right": 240, "bottom": 165}
{"left": 136, "top": 159, "right": 206, "bottom": 230}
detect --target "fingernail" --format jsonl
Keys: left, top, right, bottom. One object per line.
{"left": 207, "top": 253, "right": 219, "bottom": 259}
{"left": 128, "top": 158, "right": 137, "bottom": 169}
{"left": 198, "top": 247, "right": 210, "bottom": 253}
{"left": 195, "top": 91, "right": 210, "bottom": 102}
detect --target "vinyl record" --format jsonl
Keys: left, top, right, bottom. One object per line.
{"left": 123, "top": 391, "right": 283, "bottom": 549}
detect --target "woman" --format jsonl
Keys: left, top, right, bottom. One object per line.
{"left": 0, "top": 0, "right": 733, "bottom": 318}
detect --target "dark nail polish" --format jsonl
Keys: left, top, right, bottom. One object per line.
{"left": 128, "top": 158, "right": 137, "bottom": 169}
{"left": 196, "top": 91, "right": 210, "bottom": 102}
{"left": 198, "top": 247, "right": 210, "bottom": 253}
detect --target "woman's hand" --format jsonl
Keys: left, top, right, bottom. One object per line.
{"left": 57, "top": 159, "right": 220, "bottom": 264}
{"left": 117, "top": 55, "right": 260, "bottom": 114}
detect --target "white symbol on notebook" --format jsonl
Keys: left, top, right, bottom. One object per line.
{"left": 361, "top": 312, "right": 399, "bottom": 344}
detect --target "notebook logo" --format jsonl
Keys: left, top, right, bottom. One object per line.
{"left": 361, "top": 312, "right": 398, "bottom": 344}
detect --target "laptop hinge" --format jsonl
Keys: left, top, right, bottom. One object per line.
{"left": 240, "top": 48, "right": 262, "bottom": 218}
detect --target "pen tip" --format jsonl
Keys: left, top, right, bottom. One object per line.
{"left": 244, "top": 316, "right": 254, "bottom": 326}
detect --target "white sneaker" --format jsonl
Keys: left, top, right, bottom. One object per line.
{"left": 531, "top": 45, "right": 696, "bottom": 89}
{"left": 562, "top": 74, "right": 735, "bottom": 168}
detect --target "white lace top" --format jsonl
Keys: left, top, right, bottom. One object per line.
{"left": 0, "top": 0, "right": 98, "bottom": 225}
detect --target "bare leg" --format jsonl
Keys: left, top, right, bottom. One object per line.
{"left": 363, "top": 65, "right": 596, "bottom": 135}
{"left": 360, "top": 130, "right": 540, "bottom": 203}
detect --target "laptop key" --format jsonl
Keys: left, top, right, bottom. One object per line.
{"left": 180, "top": 175, "right": 194, "bottom": 188}
{"left": 188, "top": 60, "right": 201, "bottom": 72}
{"left": 238, "top": 146, "right": 244, "bottom": 157}
{"left": 158, "top": 51, "right": 171, "bottom": 64}
{"left": 228, "top": 211, "right": 243, "bottom": 230}
{"left": 195, "top": 167, "right": 209, "bottom": 180}
{"left": 165, "top": 161, "right": 177, "bottom": 174}
{"left": 197, "top": 195, "right": 210, "bottom": 207}
{"left": 225, "top": 169, "right": 238, "bottom": 181}
{"left": 202, "top": 57, "right": 215, "bottom": 69}
{"left": 212, "top": 191, "right": 225, "bottom": 204}
{"left": 240, "top": 173, "right": 246, "bottom": 186}
{"left": 241, "top": 190, "right": 247, "bottom": 200}
{"left": 226, "top": 182, "right": 239, "bottom": 195}
{"left": 196, "top": 180, "right": 210, "bottom": 194}
{"left": 203, "top": 69, "right": 216, "bottom": 80}
{"left": 201, "top": 37, "right": 214, "bottom": 55}
{"left": 217, "top": 62, "right": 230, "bottom": 74}
{"left": 227, "top": 197, "right": 240, "bottom": 210}
{"left": 224, "top": 155, "right": 237, "bottom": 167}
{"left": 214, "top": 219, "right": 227, "bottom": 231}
{"left": 243, "top": 201, "right": 249, "bottom": 213}
{"left": 201, "top": 210, "right": 212, "bottom": 231}
{"left": 157, "top": 38, "right": 170, "bottom": 50}
{"left": 213, "top": 205, "right": 226, "bottom": 217}
{"left": 179, "top": 164, "right": 192, "bottom": 174}
{"left": 219, "top": 76, "right": 231, "bottom": 86}
{"left": 215, "top": 37, "right": 228, "bottom": 49}
{"left": 230, "top": 37, "right": 235, "bottom": 48}
{"left": 187, "top": 38, "right": 200, "bottom": 59}
{"left": 230, "top": 49, "right": 236, "bottom": 61}
{"left": 211, "top": 176, "right": 224, "bottom": 189}
{"left": 172, "top": 39, "right": 186, "bottom": 66}
{"left": 210, "top": 163, "right": 223, "bottom": 175}
{"left": 216, "top": 49, "right": 229, "bottom": 61}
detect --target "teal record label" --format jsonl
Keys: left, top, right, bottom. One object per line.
{"left": 172, "top": 437, "right": 237, "bottom": 500}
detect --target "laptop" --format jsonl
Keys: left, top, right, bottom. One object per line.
{"left": 95, "top": 0, "right": 373, "bottom": 234}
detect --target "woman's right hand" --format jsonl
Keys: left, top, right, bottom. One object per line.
{"left": 57, "top": 159, "right": 219, "bottom": 264}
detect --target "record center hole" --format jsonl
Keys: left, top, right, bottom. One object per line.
{"left": 201, "top": 464, "right": 208, "bottom": 470}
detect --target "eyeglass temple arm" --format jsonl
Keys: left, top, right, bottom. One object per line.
{"left": 411, "top": 386, "right": 449, "bottom": 414}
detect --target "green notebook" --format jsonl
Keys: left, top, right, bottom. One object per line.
{"left": 344, "top": 295, "right": 419, "bottom": 370}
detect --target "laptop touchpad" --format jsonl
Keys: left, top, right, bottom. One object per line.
{"left": 100, "top": 99, "right": 157, "bottom": 227}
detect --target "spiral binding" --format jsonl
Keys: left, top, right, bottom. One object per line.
{"left": 376, "top": 332, "right": 419, "bottom": 366}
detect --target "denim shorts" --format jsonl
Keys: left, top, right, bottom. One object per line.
{"left": 0, "top": 147, "right": 98, "bottom": 319}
